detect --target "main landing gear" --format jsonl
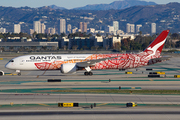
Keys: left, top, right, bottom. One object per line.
{"left": 84, "top": 66, "right": 93, "bottom": 76}
{"left": 84, "top": 71, "right": 93, "bottom": 76}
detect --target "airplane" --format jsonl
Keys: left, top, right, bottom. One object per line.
{"left": 4, "top": 30, "right": 170, "bottom": 76}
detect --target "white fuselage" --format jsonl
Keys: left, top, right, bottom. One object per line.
{"left": 5, "top": 54, "right": 92, "bottom": 71}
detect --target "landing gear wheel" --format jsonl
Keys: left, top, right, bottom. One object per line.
{"left": 88, "top": 72, "right": 93, "bottom": 76}
{"left": 0, "top": 71, "right": 4, "bottom": 76}
{"left": 84, "top": 72, "right": 93, "bottom": 76}
{"left": 84, "top": 72, "right": 89, "bottom": 76}
{"left": 17, "top": 73, "right": 21, "bottom": 76}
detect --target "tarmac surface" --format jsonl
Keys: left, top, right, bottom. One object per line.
{"left": 1, "top": 55, "right": 180, "bottom": 120}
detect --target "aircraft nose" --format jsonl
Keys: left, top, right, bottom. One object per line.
{"left": 5, "top": 62, "right": 10, "bottom": 69}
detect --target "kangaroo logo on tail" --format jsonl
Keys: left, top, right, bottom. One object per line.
{"left": 143, "top": 30, "right": 170, "bottom": 57}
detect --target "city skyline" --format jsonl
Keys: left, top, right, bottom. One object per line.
{"left": 0, "top": 0, "right": 179, "bottom": 9}
{"left": 2, "top": 1, "right": 179, "bottom": 34}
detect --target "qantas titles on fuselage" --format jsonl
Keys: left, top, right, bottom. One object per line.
{"left": 27, "top": 56, "right": 62, "bottom": 62}
{"left": 26, "top": 55, "right": 87, "bottom": 62}
{"left": 4, "top": 30, "right": 170, "bottom": 76}
{"left": 30, "top": 56, "right": 62, "bottom": 60}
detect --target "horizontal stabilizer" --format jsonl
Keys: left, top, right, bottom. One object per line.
{"left": 150, "top": 56, "right": 171, "bottom": 61}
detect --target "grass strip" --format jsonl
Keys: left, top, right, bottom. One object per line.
{"left": 52, "top": 90, "right": 180, "bottom": 95}
{"left": 1, "top": 89, "right": 180, "bottom": 95}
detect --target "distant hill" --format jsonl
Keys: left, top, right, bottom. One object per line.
{"left": 48, "top": 5, "right": 66, "bottom": 10}
{"left": 0, "top": 2, "right": 180, "bottom": 33}
{"left": 74, "top": 0, "right": 157, "bottom": 10}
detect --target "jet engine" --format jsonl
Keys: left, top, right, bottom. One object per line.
{"left": 0, "top": 70, "right": 4, "bottom": 76}
{"left": 60, "top": 63, "right": 77, "bottom": 74}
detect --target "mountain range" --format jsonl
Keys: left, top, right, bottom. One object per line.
{"left": 0, "top": 2, "right": 180, "bottom": 33}
{"left": 47, "top": 0, "right": 157, "bottom": 10}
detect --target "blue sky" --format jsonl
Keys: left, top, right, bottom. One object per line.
{"left": 1, "top": 0, "right": 180, "bottom": 9}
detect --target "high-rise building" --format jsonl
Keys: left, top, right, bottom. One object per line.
{"left": 126, "top": 23, "right": 130, "bottom": 33}
{"left": 47, "top": 28, "right": 56, "bottom": 35}
{"left": 79, "top": 22, "right": 87, "bottom": 33}
{"left": 14, "top": 24, "right": 21, "bottom": 33}
{"left": 106, "top": 26, "right": 114, "bottom": 34}
{"left": 60, "top": 19, "right": 66, "bottom": 34}
{"left": 67, "top": 24, "right": 72, "bottom": 33}
{"left": 83, "top": 22, "right": 87, "bottom": 33}
{"left": 41, "top": 23, "right": 46, "bottom": 34}
{"left": 136, "top": 24, "right": 142, "bottom": 33}
{"left": 72, "top": 28, "right": 78, "bottom": 33}
{"left": 30, "top": 29, "right": 34, "bottom": 36}
{"left": 79, "top": 22, "right": 83, "bottom": 32}
{"left": 151, "top": 23, "right": 156, "bottom": 34}
{"left": 0, "top": 27, "right": 6, "bottom": 33}
{"left": 51, "top": 28, "right": 56, "bottom": 35}
{"left": 113, "top": 21, "right": 119, "bottom": 32}
{"left": 126, "top": 23, "right": 135, "bottom": 33}
{"left": 33, "top": 21, "right": 41, "bottom": 33}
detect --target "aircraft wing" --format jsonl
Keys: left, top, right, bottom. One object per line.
{"left": 150, "top": 56, "right": 171, "bottom": 61}
{"left": 76, "top": 56, "right": 120, "bottom": 67}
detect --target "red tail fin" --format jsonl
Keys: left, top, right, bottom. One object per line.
{"left": 144, "top": 30, "right": 170, "bottom": 54}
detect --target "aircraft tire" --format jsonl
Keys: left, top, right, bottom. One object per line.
{"left": 0, "top": 71, "right": 4, "bottom": 76}
{"left": 84, "top": 72, "right": 89, "bottom": 76}
{"left": 88, "top": 72, "right": 93, "bottom": 76}
{"left": 17, "top": 73, "right": 21, "bottom": 76}
{"left": 84, "top": 72, "right": 93, "bottom": 76}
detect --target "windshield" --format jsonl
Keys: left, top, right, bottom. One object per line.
{"left": 9, "top": 60, "right": 14, "bottom": 62}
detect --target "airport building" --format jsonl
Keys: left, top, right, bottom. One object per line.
{"left": 62, "top": 36, "right": 121, "bottom": 50}
{"left": 68, "top": 37, "right": 95, "bottom": 50}
{"left": 58, "top": 37, "right": 69, "bottom": 50}
{"left": 0, "top": 41, "right": 58, "bottom": 51}
{"left": 103, "top": 37, "right": 121, "bottom": 49}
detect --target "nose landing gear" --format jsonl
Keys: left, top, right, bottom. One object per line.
{"left": 16, "top": 70, "right": 21, "bottom": 76}
{"left": 17, "top": 73, "right": 21, "bottom": 76}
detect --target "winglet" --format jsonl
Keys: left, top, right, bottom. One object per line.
{"left": 144, "top": 30, "right": 170, "bottom": 54}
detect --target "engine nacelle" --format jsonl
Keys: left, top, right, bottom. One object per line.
{"left": 0, "top": 70, "right": 4, "bottom": 76}
{"left": 60, "top": 63, "right": 77, "bottom": 74}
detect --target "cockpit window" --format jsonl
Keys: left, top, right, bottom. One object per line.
{"left": 9, "top": 60, "right": 14, "bottom": 62}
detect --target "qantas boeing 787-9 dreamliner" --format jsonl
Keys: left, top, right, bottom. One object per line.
{"left": 4, "top": 30, "right": 170, "bottom": 76}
